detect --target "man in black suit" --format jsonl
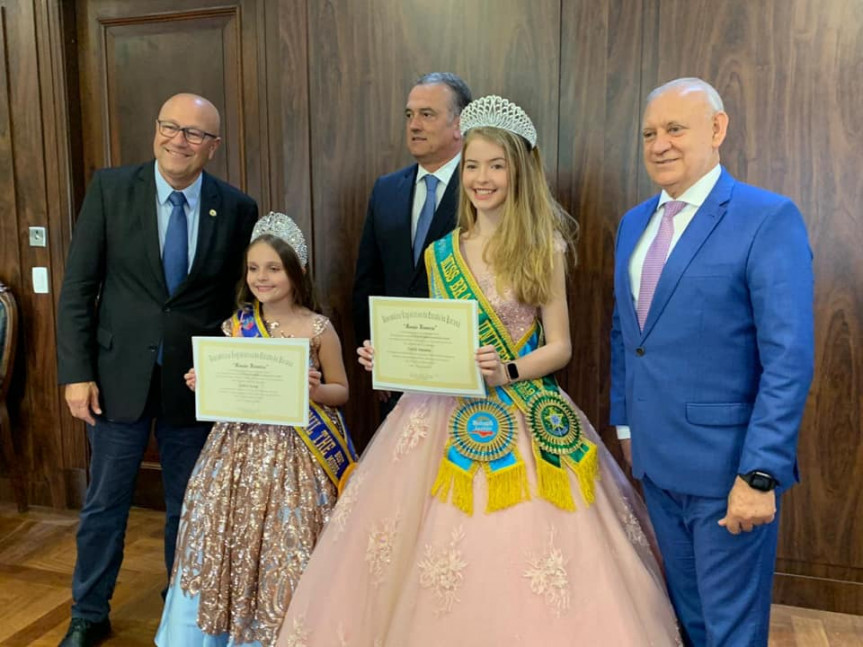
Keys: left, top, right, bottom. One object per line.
{"left": 353, "top": 72, "right": 471, "bottom": 413}
{"left": 56, "top": 93, "right": 257, "bottom": 646}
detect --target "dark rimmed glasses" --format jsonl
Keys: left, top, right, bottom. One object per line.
{"left": 156, "top": 120, "right": 218, "bottom": 145}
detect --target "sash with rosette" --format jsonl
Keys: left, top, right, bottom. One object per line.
{"left": 230, "top": 303, "right": 358, "bottom": 493}
{"left": 425, "top": 231, "right": 598, "bottom": 514}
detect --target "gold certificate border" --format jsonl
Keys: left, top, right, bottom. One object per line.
{"left": 192, "top": 336, "right": 310, "bottom": 427}
{"left": 370, "top": 296, "right": 485, "bottom": 397}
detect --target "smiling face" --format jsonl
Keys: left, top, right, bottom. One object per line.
{"left": 246, "top": 240, "right": 294, "bottom": 307}
{"left": 462, "top": 135, "right": 510, "bottom": 220}
{"left": 641, "top": 87, "right": 728, "bottom": 198}
{"left": 405, "top": 83, "right": 463, "bottom": 171}
{"left": 153, "top": 94, "right": 221, "bottom": 190}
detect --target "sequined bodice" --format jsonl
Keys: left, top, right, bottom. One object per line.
{"left": 461, "top": 244, "right": 538, "bottom": 342}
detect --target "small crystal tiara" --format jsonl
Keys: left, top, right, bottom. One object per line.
{"left": 250, "top": 212, "right": 309, "bottom": 267}
{"left": 459, "top": 95, "right": 537, "bottom": 148}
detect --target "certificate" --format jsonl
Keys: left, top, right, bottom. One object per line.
{"left": 192, "top": 336, "right": 310, "bottom": 426}
{"left": 370, "top": 296, "right": 485, "bottom": 397}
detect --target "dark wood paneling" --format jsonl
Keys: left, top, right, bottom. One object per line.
{"left": 306, "top": 0, "right": 561, "bottom": 450}
{"left": 0, "top": 0, "right": 71, "bottom": 509}
{"left": 640, "top": 0, "right": 863, "bottom": 613}
{"left": 556, "top": 0, "right": 647, "bottom": 460}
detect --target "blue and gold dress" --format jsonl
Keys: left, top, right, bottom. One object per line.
{"left": 156, "top": 305, "right": 356, "bottom": 647}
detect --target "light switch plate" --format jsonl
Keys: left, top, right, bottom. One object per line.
{"left": 29, "top": 226, "right": 47, "bottom": 247}
{"left": 32, "top": 267, "right": 50, "bottom": 294}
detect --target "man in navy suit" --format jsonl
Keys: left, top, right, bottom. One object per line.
{"left": 610, "top": 78, "right": 814, "bottom": 646}
{"left": 353, "top": 72, "right": 471, "bottom": 413}
{"left": 56, "top": 93, "right": 258, "bottom": 646}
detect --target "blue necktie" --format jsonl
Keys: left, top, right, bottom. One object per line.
{"left": 163, "top": 191, "right": 188, "bottom": 296}
{"left": 413, "top": 174, "right": 439, "bottom": 265}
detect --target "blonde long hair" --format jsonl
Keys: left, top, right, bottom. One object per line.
{"left": 458, "top": 127, "right": 577, "bottom": 306}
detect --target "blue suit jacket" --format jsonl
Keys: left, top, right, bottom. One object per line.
{"left": 352, "top": 163, "right": 459, "bottom": 343}
{"left": 610, "top": 167, "right": 814, "bottom": 497}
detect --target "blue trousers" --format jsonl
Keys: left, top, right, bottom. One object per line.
{"left": 641, "top": 476, "right": 781, "bottom": 647}
{"left": 70, "top": 372, "right": 210, "bottom": 622}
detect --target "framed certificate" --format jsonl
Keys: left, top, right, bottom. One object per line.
{"left": 370, "top": 296, "right": 485, "bottom": 397}
{"left": 192, "top": 336, "right": 310, "bottom": 426}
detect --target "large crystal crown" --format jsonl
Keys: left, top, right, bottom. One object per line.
{"left": 459, "top": 95, "right": 537, "bottom": 148}
{"left": 250, "top": 212, "right": 309, "bottom": 267}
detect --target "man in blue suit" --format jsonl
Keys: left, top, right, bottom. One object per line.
{"left": 610, "top": 78, "right": 814, "bottom": 646}
{"left": 353, "top": 72, "right": 471, "bottom": 414}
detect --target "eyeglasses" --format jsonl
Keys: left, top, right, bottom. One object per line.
{"left": 156, "top": 120, "right": 218, "bottom": 145}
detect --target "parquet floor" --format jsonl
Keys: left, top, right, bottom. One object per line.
{"left": 0, "top": 503, "right": 861, "bottom": 646}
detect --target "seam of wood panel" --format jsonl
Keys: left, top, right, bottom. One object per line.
{"left": 304, "top": 0, "right": 315, "bottom": 267}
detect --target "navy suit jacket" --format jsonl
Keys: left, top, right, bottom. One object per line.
{"left": 610, "top": 167, "right": 814, "bottom": 497}
{"left": 352, "top": 162, "right": 459, "bottom": 343}
{"left": 57, "top": 162, "right": 258, "bottom": 425}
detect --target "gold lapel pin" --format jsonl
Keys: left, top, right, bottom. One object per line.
{"left": 209, "top": 209, "right": 217, "bottom": 217}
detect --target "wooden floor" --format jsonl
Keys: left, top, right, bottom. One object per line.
{"left": 0, "top": 503, "right": 861, "bottom": 646}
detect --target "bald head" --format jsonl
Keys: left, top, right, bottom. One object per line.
{"left": 641, "top": 77, "right": 729, "bottom": 198}
{"left": 154, "top": 93, "right": 222, "bottom": 189}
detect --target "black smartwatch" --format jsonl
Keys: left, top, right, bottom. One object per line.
{"left": 506, "top": 361, "right": 519, "bottom": 382}
{"left": 740, "top": 471, "right": 777, "bottom": 492}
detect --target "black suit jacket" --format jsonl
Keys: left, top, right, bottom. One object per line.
{"left": 57, "top": 161, "right": 258, "bottom": 425}
{"left": 352, "top": 163, "right": 459, "bottom": 343}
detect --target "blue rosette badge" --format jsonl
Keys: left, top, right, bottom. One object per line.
{"left": 432, "top": 399, "right": 530, "bottom": 515}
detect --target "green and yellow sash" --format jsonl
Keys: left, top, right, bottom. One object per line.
{"left": 425, "top": 230, "right": 598, "bottom": 514}
{"left": 230, "top": 303, "right": 358, "bottom": 493}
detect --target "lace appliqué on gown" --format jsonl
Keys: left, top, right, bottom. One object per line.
{"left": 524, "top": 526, "right": 570, "bottom": 616}
{"left": 418, "top": 525, "right": 468, "bottom": 615}
{"left": 366, "top": 514, "right": 401, "bottom": 586}
{"left": 393, "top": 402, "right": 430, "bottom": 460}
{"left": 330, "top": 471, "right": 366, "bottom": 542}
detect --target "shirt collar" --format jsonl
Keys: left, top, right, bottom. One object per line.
{"left": 657, "top": 163, "right": 722, "bottom": 210}
{"left": 154, "top": 160, "right": 203, "bottom": 210}
{"left": 416, "top": 152, "right": 461, "bottom": 186}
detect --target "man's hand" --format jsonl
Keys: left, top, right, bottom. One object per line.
{"left": 619, "top": 438, "right": 632, "bottom": 467}
{"left": 65, "top": 381, "right": 101, "bottom": 425}
{"left": 718, "top": 476, "right": 777, "bottom": 535}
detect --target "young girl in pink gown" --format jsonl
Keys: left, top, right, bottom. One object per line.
{"left": 275, "top": 96, "right": 682, "bottom": 646}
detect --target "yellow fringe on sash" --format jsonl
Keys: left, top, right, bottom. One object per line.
{"left": 534, "top": 441, "right": 576, "bottom": 511}
{"left": 431, "top": 452, "right": 478, "bottom": 516}
{"left": 484, "top": 453, "right": 531, "bottom": 513}
{"left": 565, "top": 441, "right": 600, "bottom": 505}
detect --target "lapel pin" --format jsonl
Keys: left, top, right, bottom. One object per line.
{"left": 209, "top": 209, "right": 217, "bottom": 217}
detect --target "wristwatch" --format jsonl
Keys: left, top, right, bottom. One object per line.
{"left": 740, "top": 471, "right": 777, "bottom": 492}
{"left": 505, "top": 361, "right": 519, "bottom": 383}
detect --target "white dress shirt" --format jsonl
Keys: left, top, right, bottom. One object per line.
{"left": 411, "top": 153, "right": 461, "bottom": 243}
{"left": 617, "top": 163, "right": 721, "bottom": 440}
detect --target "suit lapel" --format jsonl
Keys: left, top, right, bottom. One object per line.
{"left": 393, "top": 164, "right": 417, "bottom": 270}
{"left": 137, "top": 164, "right": 168, "bottom": 298}
{"left": 640, "top": 169, "right": 734, "bottom": 339}
{"left": 186, "top": 171, "right": 221, "bottom": 286}
{"left": 619, "top": 197, "right": 659, "bottom": 329}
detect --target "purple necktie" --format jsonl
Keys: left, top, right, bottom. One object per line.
{"left": 636, "top": 200, "right": 687, "bottom": 329}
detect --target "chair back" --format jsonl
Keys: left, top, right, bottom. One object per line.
{"left": 0, "top": 282, "right": 18, "bottom": 399}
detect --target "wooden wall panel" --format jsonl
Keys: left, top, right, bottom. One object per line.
{"left": 0, "top": 0, "right": 72, "bottom": 508}
{"left": 640, "top": 0, "right": 863, "bottom": 614}
{"left": 305, "top": 0, "right": 562, "bottom": 450}
{"left": 556, "top": 0, "right": 647, "bottom": 454}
